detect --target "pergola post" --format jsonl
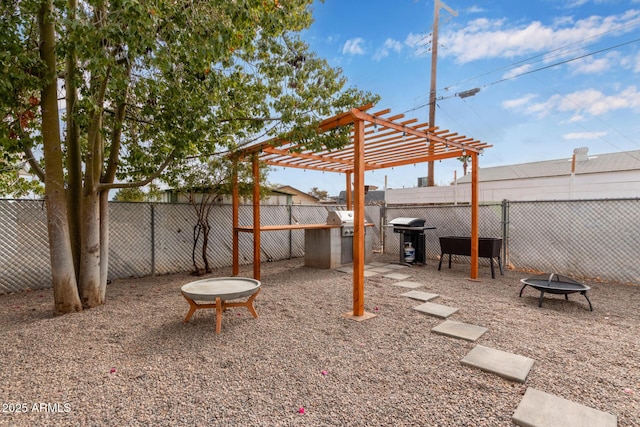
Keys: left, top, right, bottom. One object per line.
{"left": 231, "top": 105, "right": 491, "bottom": 320}
{"left": 232, "top": 161, "right": 239, "bottom": 276}
{"left": 351, "top": 118, "right": 365, "bottom": 317}
{"left": 470, "top": 152, "right": 479, "bottom": 279}
{"left": 345, "top": 171, "right": 352, "bottom": 209}
{"left": 252, "top": 153, "right": 261, "bottom": 280}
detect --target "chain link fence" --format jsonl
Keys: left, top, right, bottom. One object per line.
{"left": 507, "top": 199, "right": 640, "bottom": 283}
{"left": 0, "top": 201, "right": 381, "bottom": 294}
{"left": 1, "top": 198, "right": 638, "bottom": 294}
{"left": 383, "top": 199, "right": 640, "bottom": 284}
{"left": 383, "top": 203, "right": 504, "bottom": 266}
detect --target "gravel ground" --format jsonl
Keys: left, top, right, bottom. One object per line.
{"left": 1, "top": 255, "right": 639, "bottom": 426}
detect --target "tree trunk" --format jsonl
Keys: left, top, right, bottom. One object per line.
{"left": 192, "top": 224, "right": 202, "bottom": 275}
{"left": 202, "top": 222, "right": 211, "bottom": 273}
{"left": 78, "top": 189, "right": 105, "bottom": 307}
{"left": 99, "top": 190, "right": 110, "bottom": 300}
{"left": 39, "top": 0, "right": 82, "bottom": 314}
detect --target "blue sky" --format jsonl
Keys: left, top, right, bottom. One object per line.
{"left": 267, "top": 0, "right": 640, "bottom": 196}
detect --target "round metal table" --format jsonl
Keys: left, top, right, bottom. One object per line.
{"left": 181, "top": 277, "right": 261, "bottom": 333}
{"left": 519, "top": 273, "right": 592, "bottom": 311}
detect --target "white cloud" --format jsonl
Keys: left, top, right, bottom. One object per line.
{"left": 404, "top": 32, "right": 430, "bottom": 56}
{"left": 465, "top": 6, "right": 486, "bottom": 14}
{"left": 373, "top": 38, "right": 403, "bottom": 61}
{"left": 565, "top": 0, "right": 589, "bottom": 7}
{"left": 502, "top": 64, "right": 534, "bottom": 80}
{"left": 502, "top": 93, "right": 538, "bottom": 109}
{"left": 438, "top": 10, "right": 640, "bottom": 63}
{"left": 568, "top": 113, "right": 586, "bottom": 123}
{"left": 517, "top": 86, "right": 640, "bottom": 118}
{"left": 563, "top": 131, "right": 607, "bottom": 140}
{"left": 569, "top": 55, "right": 612, "bottom": 74}
{"left": 342, "top": 38, "right": 366, "bottom": 55}
{"left": 635, "top": 52, "right": 640, "bottom": 72}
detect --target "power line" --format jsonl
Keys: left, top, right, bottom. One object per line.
{"left": 487, "top": 36, "right": 640, "bottom": 86}
{"left": 402, "top": 35, "right": 640, "bottom": 116}
{"left": 445, "top": 16, "right": 640, "bottom": 92}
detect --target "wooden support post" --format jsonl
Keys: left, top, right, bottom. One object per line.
{"left": 232, "top": 161, "right": 239, "bottom": 276}
{"left": 346, "top": 171, "right": 352, "bottom": 210}
{"left": 252, "top": 154, "right": 261, "bottom": 280}
{"left": 352, "top": 119, "right": 365, "bottom": 316}
{"left": 470, "top": 152, "right": 479, "bottom": 279}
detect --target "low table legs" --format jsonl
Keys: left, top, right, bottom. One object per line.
{"left": 182, "top": 288, "right": 261, "bottom": 333}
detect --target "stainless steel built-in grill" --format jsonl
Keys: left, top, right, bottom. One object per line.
{"left": 326, "top": 210, "right": 355, "bottom": 236}
{"left": 304, "top": 210, "right": 372, "bottom": 268}
{"left": 326, "top": 210, "right": 356, "bottom": 264}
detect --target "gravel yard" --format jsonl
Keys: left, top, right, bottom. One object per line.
{"left": 1, "top": 255, "right": 639, "bottom": 426}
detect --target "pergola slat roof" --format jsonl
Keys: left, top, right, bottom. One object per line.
{"left": 231, "top": 103, "right": 491, "bottom": 320}
{"left": 238, "top": 103, "right": 491, "bottom": 172}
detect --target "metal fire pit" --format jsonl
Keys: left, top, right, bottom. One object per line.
{"left": 519, "top": 273, "right": 593, "bottom": 311}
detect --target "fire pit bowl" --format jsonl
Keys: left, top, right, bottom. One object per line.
{"left": 519, "top": 273, "right": 592, "bottom": 311}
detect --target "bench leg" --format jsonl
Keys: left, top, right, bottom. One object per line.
{"left": 438, "top": 253, "right": 444, "bottom": 271}
{"left": 182, "top": 293, "right": 217, "bottom": 323}
{"left": 490, "top": 258, "right": 495, "bottom": 279}
{"left": 448, "top": 254, "right": 452, "bottom": 269}
{"left": 215, "top": 297, "right": 223, "bottom": 334}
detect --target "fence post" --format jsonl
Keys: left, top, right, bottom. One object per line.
{"left": 380, "top": 204, "right": 386, "bottom": 253}
{"left": 501, "top": 199, "right": 509, "bottom": 268}
{"left": 151, "top": 203, "right": 156, "bottom": 277}
{"left": 288, "top": 204, "right": 293, "bottom": 259}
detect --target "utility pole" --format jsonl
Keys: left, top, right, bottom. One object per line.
{"left": 427, "top": 0, "right": 457, "bottom": 186}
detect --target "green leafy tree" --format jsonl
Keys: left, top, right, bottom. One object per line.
{"left": 112, "top": 187, "right": 145, "bottom": 202}
{"left": 0, "top": 0, "right": 377, "bottom": 314}
{"left": 308, "top": 186, "right": 327, "bottom": 200}
{"left": 112, "top": 183, "right": 162, "bottom": 202}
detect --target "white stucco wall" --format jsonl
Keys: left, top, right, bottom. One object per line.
{"left": 386, "top": 171, "right": 640, "bottom": 204}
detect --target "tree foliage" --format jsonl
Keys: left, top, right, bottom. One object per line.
{"left": 0, "top": 0, "right": 377, "bottom": 314}
{"left": 308, "top": 186, "right": 328, "bottom": 200}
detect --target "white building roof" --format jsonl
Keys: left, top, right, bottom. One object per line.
{"left": 457, "top": 149, "right": 640, "bottom": 184}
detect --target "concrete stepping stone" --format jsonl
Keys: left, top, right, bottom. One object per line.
{"left": 461, "top": 345, "right": 534, "bottom": 383}
{"left": 384, "top": 272, "right": 412, "bottom": 280}
{"left": 400, "top": 290, "right": 439, "bottom": 301}
{"left": 363, "top": 270, "right": 379, "bottom": 277}
{"left": 367, "top": 262, "right": 387, "bottom": 267}
{"left": 335, "top": 266, "right": 352, "bottom": 274}
{"left": 369, "top": 267, "right": 394, "bottom": 273}
{"left": 513, "top": 388, "right": 617, "bottom": 427}
{"left": 432, "top": 320, "right": 488, "bottom": 342}
{"left": 413, "top": 302, "right": 459, "bottom": 318}
{"left": 385, "top": 263, "right": 408, "bottom": 270}
{"left": 390, "top": 280, "right": 423, "bottom": 289}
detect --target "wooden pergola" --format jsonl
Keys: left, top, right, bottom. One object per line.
{"left": 231, "top": 104, "right": 491, "bottom": 319}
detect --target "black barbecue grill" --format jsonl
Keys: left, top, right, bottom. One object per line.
{"left": 388, "top": 217, "right": 436, "bottom": 264}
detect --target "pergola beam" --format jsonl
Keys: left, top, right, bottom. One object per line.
{"left": 231, "top": 105, "right": 491, "bottom": 325}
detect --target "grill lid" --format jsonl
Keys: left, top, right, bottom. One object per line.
{"left": 389, "top": 217, "right": 426, "bottom": 228}
{"left": 326, "top": 210, "right": 354, "bottom": 226}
